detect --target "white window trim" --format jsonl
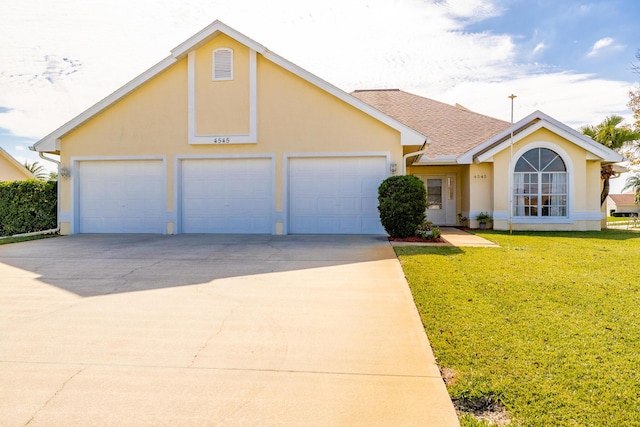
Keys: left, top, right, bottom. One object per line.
{"left": 508, "top": 142, "right": 574, "bottom": 223}
{"left": 212, "top": 48, "right": 234, "bottom": 81}
{"left": 188, "top": 49, "right": 257, "bottom": 144}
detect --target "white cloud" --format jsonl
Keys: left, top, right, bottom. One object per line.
{"left": 532, "top": 42, "right": 546, "bottom": 55}
{"left": 587, "top": 37, "right": 624, "bottom": 57}
{"left": 435, "top": 71, "right": 633, "bottom": 127}
{"left": 15, "top": 145, "right": 25, "bottom": 151}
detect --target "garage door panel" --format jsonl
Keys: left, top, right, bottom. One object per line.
{"left": 78, "top": 160, "right": 164, "bottom": 234}
{"left": 289, "top": 157, "right": 386, "bottom": 234}
{"left": 181, "top": 158, "right": 272, "bottom": 234}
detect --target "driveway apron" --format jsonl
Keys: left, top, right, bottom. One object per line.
{"left": 0, "top": 235, "right": 457, "bottom": 426}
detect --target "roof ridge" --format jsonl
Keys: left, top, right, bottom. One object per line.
{"left": 393, "top": 89, "right": 509, "bottom": 124}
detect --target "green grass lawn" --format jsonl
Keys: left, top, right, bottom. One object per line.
{"left": 396, "top": 230, "right": 640, "bottom": 426}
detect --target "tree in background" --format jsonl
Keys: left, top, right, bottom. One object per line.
{"left": 629, "top": 49, "right": 640, "bottom": 131}
{"left": 624, "top": 50, "right": 640, "bottom": 205}
{"left": 580, "top": 116, "right": 640, "bottom": 205}
{"left": 23, "top": 161, "right": 49, "bottom": 181}
{"left": 623, "top": 175, "right": 640, "bottom": 204}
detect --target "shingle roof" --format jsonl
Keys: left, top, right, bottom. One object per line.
{"left": 609, "top": 193, "right": 638, "bottom": 206}
{"left": 351, "top": 89, "right": 510, "bottom": 158}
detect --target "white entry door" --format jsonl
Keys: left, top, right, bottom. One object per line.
{"left": 417, "top": 175, "right": 456, "bottom": 225}
{"left": 77, "top": 160, "right": 165, "bottom": 233}
{"left": 180, "top": 158, "right": 272, "bottom": 233}
{"left": 288, "top": 156, "right": 387, "bottom": 234}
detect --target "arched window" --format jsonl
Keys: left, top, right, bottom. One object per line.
{"left": 513, "top": 148, "right": 567, "bottom": 217}
{"left": 212, "top": 48, "right": 233, "bottom": 80}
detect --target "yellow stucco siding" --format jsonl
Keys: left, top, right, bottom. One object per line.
{"left": 257, "top": 57, "right": 398, "bottom": 152}
{"left": 468, "top": 163, "right": 493, "bottom": 213}
{"left": 195, "top": 34, "right": 250, "bottom": 135}
{"left": 55, "top": 40, "right": 402, "bottom": 234}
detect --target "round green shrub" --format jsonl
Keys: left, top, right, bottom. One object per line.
{"left": 377, "top": 175, "right": 426, "bottom": 238}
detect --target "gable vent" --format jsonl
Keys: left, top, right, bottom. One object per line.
{"left": 213, "top": 48, "right": 233, "bottom": 80}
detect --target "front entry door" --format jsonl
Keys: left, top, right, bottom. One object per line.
{"left": 417, "top": 175, "right": 456, "bottom": 225}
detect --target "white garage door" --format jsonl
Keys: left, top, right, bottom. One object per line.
{"left": 181, "top": 158, "right": 272, "bottom": 233}
{"left": 78, "top": 160, "right": 164, "bottom": 233}
{"left": 289, "top": 157, "right": 386, "bottom": 234}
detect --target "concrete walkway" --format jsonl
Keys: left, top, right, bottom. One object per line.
{"left": 0, "top": 235, "right": 458, "bottom": 426}
{"left": 390, "top": 227, "right": 498, "bottom": 247}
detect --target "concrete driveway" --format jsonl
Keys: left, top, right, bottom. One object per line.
{"left": 0, "top": 235, "right": 457, "bottom": 426}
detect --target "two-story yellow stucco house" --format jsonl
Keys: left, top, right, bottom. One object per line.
{"left": 0, "top": 147, "right": 34, "bottom": 181}
{"left": 31, "top": 21, "right": 622, "bottom": 235}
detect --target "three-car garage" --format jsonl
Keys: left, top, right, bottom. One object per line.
{"left": 73, "top": 155, "right": 388, "bottom": 235}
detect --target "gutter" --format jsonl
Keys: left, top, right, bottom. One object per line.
{"left": 402, "top": 141, "right": 430, "bottom": 175}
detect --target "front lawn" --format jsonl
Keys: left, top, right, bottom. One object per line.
{"left": 396, "top": 230, "right": 640, "bottom": 426}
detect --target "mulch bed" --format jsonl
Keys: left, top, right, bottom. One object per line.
{"left": 388, "top": 236, "right": 446, "bottom": 243}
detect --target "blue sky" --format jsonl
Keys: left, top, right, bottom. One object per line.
{"left": 465, "top": 0, "right": 640, "bottom": 81}
{"left": 1, "top": 0, "right": 638, "bottom": 190}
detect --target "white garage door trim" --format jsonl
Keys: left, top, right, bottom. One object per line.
{"left": 176, "top": 155, "right": 275, "bottom": 234}
{"left": 285, "top": 152, "right": 390, "bottom": 235}
{"left": 72, "top": 156, "right": 167, "bottom": 234}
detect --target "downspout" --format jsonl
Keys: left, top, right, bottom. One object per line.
{"left": 402, "top": 145, "right": 429, "bottom": 175}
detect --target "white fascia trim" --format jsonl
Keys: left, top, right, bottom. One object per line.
{"left": 475, "top": 120, "right": 622, "bottom": 163}
{"left": 33, "top": 56, "right": 177, "bottom": 153}
{"left": 460, "top": 111, "right": 624, "bottom": 164}
{"left": 188, "top": 49, "right": 257, "bottom": 144}
{"left": 285, "top": 151, "right": 391, "bottom": 159}
{"left": 71, "top": 155, "right": 166, "bottom": 162}
{"left": 263, "top": 51, "right": 427, "bottom": 147}
{"left": 171, "top": 20, "right": 267, "bottom": 59}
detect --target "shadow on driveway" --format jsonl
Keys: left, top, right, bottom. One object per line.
{"left": 0, "top": 234, "right": 396, "bottom": 297}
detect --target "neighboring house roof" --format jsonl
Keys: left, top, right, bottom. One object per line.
{"left": 0, "top": 146, "right": 35, "bottom": 180}
{"left": 351, "top": 89, "right": 510, "bottom": 160}
{"left": 608, "top": 193, "right": 637, "bottom": 206}
{"left": 31, "top": 20, "right": 427, "bottom": 153}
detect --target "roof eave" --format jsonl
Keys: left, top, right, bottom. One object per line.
{"left": 32, "top": 20, "right": 426, "bottom": 152}
{"left": 460, "top": 111, "right": 625, "bottom": 164}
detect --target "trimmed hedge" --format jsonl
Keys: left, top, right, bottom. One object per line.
{"left": 0, "top": 180, "right": 57, "bottom": 236}
{"left": 378, "top": 175, "right": 426, "bottom": 238}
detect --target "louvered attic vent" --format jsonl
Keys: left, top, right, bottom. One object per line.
{"left": 213, "top": 48, "right": 233, "bottom": 80}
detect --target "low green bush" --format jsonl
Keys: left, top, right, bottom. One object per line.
{"left": 378, "top": 175, "right": 426, "bottom": 238}
{"left": 416, "top": 220, "right": 441, "bottom": 240}
{"left": 0, "top": 180, "right": 57, "bottom": 236}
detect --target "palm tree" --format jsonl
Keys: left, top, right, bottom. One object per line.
{"left": 23, "top": 161, "right": 48, "bottom": 181}
{"left": 580, "top": 116, "right": 640, "bottom": 205}
{"left": 624, "top": 174, "right": 640, "bottom": 204}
